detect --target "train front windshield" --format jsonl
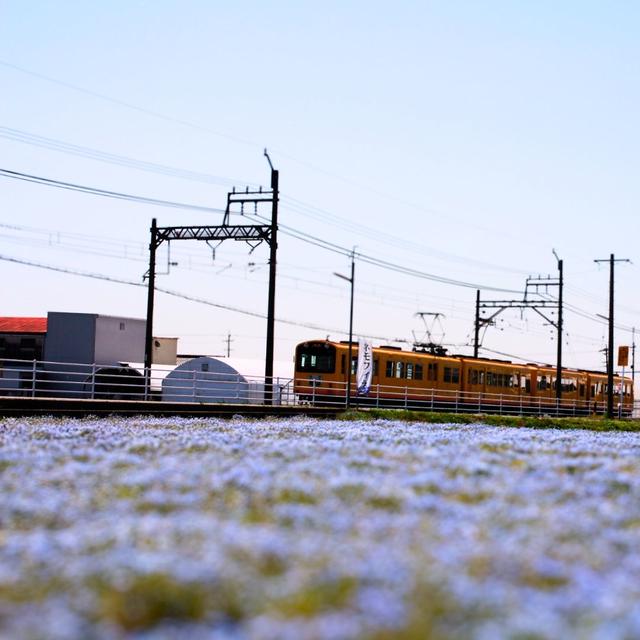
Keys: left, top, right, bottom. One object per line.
{"left": 296, "top": 343, "right": 336, "bottom": 373}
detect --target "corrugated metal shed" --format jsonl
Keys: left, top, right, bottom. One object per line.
{"left": 162, "top": 357, "right": 250, "bottom": 404}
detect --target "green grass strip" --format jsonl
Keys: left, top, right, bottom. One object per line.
{"left": 337, "top": 409, "right": 640, "bottom": 432}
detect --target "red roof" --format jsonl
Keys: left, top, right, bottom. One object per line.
{"left": 0, "top": 317, "right": 48, "bottom": 334}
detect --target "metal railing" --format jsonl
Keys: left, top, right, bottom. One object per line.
{"left": 0, "top": 356, "right": 637, "bottom": 417}
{"left": 0, "top": 357, "right": 295, "bottom": 406}
{"left": 293, "top": 378, "right": 638, "bottom": 418}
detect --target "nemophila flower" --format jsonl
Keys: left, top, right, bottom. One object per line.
{"left": 2, "top": 417, "right": 640, "bottom": 637}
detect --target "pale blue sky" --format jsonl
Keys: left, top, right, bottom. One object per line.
{"left": 1, "top": 1, "right": 638, "bottom": 370}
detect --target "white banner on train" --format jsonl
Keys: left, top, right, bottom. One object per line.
{"left": 357, "top": 338, "right": 373, "bottom": 395}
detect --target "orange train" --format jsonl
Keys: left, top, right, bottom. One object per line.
{"left": 293, "top": 340, "right": 634, "bottom": 415}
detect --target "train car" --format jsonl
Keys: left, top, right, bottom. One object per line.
{"left": 586, "top": 371, "right": 633, "bottom": 415}
{"left": 294, "top": 339, "right": 634, "bottom": 415}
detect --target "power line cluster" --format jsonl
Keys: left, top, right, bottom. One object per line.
{"left": 0, "top": 58, "right": 637, "bottom": 369}
{"left": 0, "top": 165, "right": 523, "bottom": 294}
{"left": 0, "top": 167, "right": 224, "bottom": 214}
{"left": 1, "top": 160, "right": 637, "bottom": 368}
{"left": 0, "top": 254, "right": 406, "bottom": 343}
{"left": 0, "top": 126, "right": 244, "bottom": 188}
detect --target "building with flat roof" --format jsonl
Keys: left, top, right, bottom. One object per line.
{"left": 0, "top": 317, "right": 47, "bottom": 361}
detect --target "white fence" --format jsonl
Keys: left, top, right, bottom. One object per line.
{"left": 0, "top": 357, "right": 638, "bottom": 418}
{"left": 294, "top": 378, "right": 638, "bottom": 418}
{"left": 0, "top": 358, "right": 295, "bottom": 406}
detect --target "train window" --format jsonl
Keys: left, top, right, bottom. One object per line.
{"left": 385, "top": 361, "right": 393, "bottom": 378}
{"left": 479, "top": 371, "right": 485, "bottom": 385}
{"left": 444, "top": 367, "right": 459, "bottom": 384}
{"left": 297, "top": 345, "right": 337, "bottom": 373}
{"left": 539, "top": 376, "right": 548, "bottom": 391}
{"left": 579, "top": 383, "right": 585, "bottom": 397}
{"left": 340, "top": 355, "right": 357, "bottom": 375}
{"left": 406, "top": 363, "right": 414, "bottom": 380}
{"left": 427, "top": 363, "right": 437, "bottom": 381}
{"left": 395, "top": 362, "right": 404, "bottom": 378}
{"left": 469, "top": 369, "right": 478, "bottom": 385}
{"left": 415, "top": 364, "right": 423, "bottom": 380}
{"left": 373, "top": 359, "right": 379, "bottom": 376}
{"left": 486, "top": 372, "right": 493, "bottom": 386}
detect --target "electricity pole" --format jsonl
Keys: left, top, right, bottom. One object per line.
{"left": 143, "top": 217, "right": 158, "bottom": 399}
{"left": 334, "top": 248, "right": 355, "bottom": 409}
{"left": 264, "top": 151, "right": 279, "bottom": 405}
{"left": 594, "top": 254, "right": 631, "bottom": 418}
{"left": 553, "top": 251, "right": 563, "bottom": 401}
{"left": 474, "top": 290, "right": 481, "bottom": 358}
{"left": 632, "top": 327, "right": 636, "bottom": 389}
{"left": 225, "top": 332, "right": 233, "bottom": 358}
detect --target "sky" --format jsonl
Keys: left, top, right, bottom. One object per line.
{"left": 1, "top": 1, "right": 638, "bottom": 374}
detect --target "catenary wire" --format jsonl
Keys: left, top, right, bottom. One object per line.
{"left": 0, "top": 126, "right": 251, "bottom": 188}
{"left": 0, "top": 254, "right": 407, "bottom": 343}
{"left": 1, "top": 125, "right": 536, "bottom": 278}
{"left": 0, "top": 168, "right": 225, "bottom": 214}
{"left": 1, "top": 165, "right": 524, "bottom": 294}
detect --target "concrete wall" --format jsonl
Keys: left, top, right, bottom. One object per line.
{"left": 44, "top": 313, "right": 96, "bottom": 364}
{"left": 94, "top": 316, "right": 145, "bottom": 364}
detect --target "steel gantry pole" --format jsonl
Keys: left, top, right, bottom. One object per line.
{"left": 474, "top": 289, "right": 480, "bottom": 358}
{"left": 554, "top": 254, "right": 563, "bottom": 401}
{"left": 607, "top": 254, "right": 615, "bottom": 418}
{"left": 144, "top": 218, "right": 158, "bottom": 399}
{"left": 632, "top": 327, "right": 636, "bottom": 389}
{"left": 264, "top": 151, "right": 279, "bottom": 405}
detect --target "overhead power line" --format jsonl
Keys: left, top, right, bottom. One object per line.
{"left": 0, "top": 167, "right": 224, "bottom": 214}
{"left": 281, "top": 195, "right": 533, "bottom": 277}
{"left": 2, "top": 125, "right": 535, "bottom": 279}
{"left": 255, "top": 214, "right": 523, "bottom": 294}
{"left": 0, "top": 254, "right": 405, "bottom": 343}
{"left": 1, "top": 164, "right": 522, "bottom": 294}
{"left": 1, "top": 125, "right": 532, "bottom": 278}
{"left": 0, "top": 60, "right": 258, "bottom": 149}
{"left": 0, "top": 58, "right": 558, "bottom": 252}
{"left": 0, "top": 126, "right": 247, "bottom": 188}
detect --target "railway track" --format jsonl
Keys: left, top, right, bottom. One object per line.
{"left": 0, "top": 396, "right": 342, "bottom": 419}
